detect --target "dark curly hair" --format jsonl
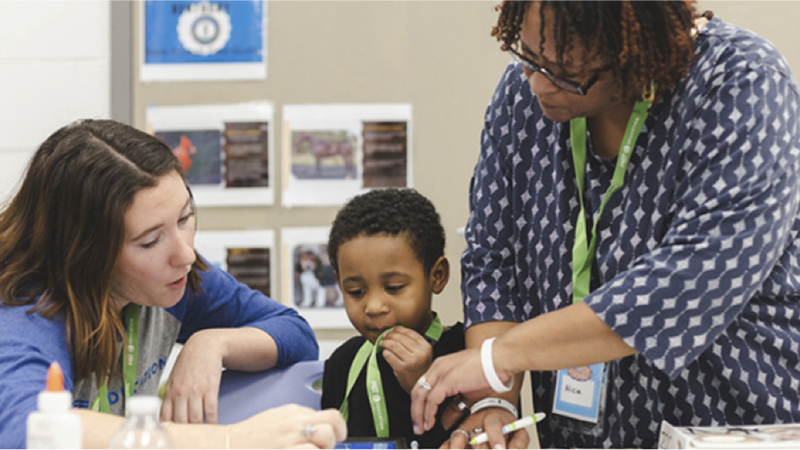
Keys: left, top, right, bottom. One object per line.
{"left": 328, "top": 188, "right": 445, "bottom": 276}
{"left": 492, "top": 1, "right": 713, "bottom": 103}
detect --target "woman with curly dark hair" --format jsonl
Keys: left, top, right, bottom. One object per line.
{"left": 411, "top": 1, "right": 800, "bottom": 448}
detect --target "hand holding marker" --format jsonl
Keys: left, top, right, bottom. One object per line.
{"left": 469, "top": 412, "right": 546, "bottom": 446}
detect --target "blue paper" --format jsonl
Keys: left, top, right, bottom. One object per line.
{"left": 144, "top": 1, "right": 264, "bottom": 64}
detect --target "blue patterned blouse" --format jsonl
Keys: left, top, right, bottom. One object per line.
{"left": 462, "top": 17, "right": 800, "bottom": 448}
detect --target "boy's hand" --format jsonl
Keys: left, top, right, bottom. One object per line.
{"left": 380, "top": 327, "right": 433, "bottom": 394}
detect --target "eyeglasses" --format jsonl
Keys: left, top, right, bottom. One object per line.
{"left": 508, "top": 48, "right": 608, "bottom": 96}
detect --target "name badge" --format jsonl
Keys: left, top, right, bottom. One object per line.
{"left": 552, "top": 362, "right": 605, "bottom": 423}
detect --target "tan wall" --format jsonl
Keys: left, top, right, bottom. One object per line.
{"left": 132, "top": 1, "right": 511, "bottom": 343}
{"left": 698, "top": 1, "right": 800, "bottom": 76}
{"left": 132, "top": 1, "right": 800, "bottom": 345}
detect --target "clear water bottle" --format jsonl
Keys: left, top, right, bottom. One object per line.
{"left": 108, "top": 396, "right": 172, "bottom": 449}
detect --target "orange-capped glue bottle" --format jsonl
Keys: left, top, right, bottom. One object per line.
{"left": 26, "top": 362, "right": 82, "bottom": 449}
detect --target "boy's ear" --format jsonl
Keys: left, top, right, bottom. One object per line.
{"left": 429, "top": 256, "right": 450, "bottom": 294}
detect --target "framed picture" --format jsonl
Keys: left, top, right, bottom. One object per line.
{"left": 282, "top": 104, "right": 413, "bottom": 207}
{"left": 140, "top": 0, "right": 267, "bottom": 81}
{"left": 194, "top": 230, "right": 276, "bottom": 299}
{"left": 281, "top": 227, "right": 350, "bottom": 329}
{"left": 146, "top": 102, "right": 275, "bottom": 207}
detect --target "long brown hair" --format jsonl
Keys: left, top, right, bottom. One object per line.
{"left": 0, "top": 119, "right": 208, "bottom": 382}
{"left": 492, "top": 1, "right": 711, "bottom": 103}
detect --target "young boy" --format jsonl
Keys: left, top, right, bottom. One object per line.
{"left": 321, "top": 188, "right": 465, "bottom": 448}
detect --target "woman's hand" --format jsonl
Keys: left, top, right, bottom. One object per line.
{"left": 380, "top": 327, "right": 433, "bottom": 394}
{"left": 410, "top": 348, "right": 499, "bottom": 435}
{"left": 442, "top": 408, "right": 528, "bottom": 449}
{"left": 230, "top": 405, "right": 347, "bottom": 449}
{"left": 161, "top": 327, "right": 280, "bottom": 424}
{"left": 161, "top": 330, "right": 224, "bottom": 424}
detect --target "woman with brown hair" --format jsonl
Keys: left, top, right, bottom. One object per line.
{"left": 412, "top": 1, "right": 800, "bottom": 448}
{"left": 0, "top": 119, "right": 345, "bottom": 448}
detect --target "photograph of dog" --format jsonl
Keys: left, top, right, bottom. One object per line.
{"left": 293, "top": 245, "right": 342, "bottom": 308}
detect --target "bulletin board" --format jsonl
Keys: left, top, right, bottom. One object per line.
{"left": 114, "top": 2, "right": 800, "bottom": 432}
{"left": 130, "top": 1, "right": 514, "bottom": 342}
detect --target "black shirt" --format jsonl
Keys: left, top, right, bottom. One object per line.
{"left": 322, "top": 323, "right": 465, "bottom": 449}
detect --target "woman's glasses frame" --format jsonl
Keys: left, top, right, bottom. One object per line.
{"left": 508, "top": 48, "right": 609, "bottom": 96}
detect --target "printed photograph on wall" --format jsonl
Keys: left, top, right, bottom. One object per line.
{"left": 140, "top": 0, "right": 267, "bottom": 81}
{"left": 292, "top": 243, "right": 342, "bottom": 309}
{"left": 282, "top": 104, "right": 412, "bottom": 207}
{"left": 146, "top": 102, "right": 274, "bottom": 206}
{"left": 291, "top": 130, "right": 357, "bottom": 181}
{"left": 194, "top": 230, "right": 275, "bottom": 299}
{"left": 155, "top": 130, "right": 222, "bottom": 186}
{"left": 282, "top": 227, "right": 351, "bottom": 329}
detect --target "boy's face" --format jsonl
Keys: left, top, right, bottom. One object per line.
{"left": 336, "top": 232, "right": 449, "bottom": 344}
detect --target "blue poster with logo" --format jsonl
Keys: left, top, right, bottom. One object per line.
{"left": 141, "top": 1, "right": 266, "bottom": 81}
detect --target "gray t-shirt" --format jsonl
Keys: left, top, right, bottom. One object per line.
{"left": 73, "top": 306, "right": 180, "bottom": 413}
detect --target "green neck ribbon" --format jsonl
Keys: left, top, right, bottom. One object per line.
{"left": 569, "top": 88, "right": 654, "bottom": 303}
{"left": 92, "top": 304, "right": 141, "bottom": 414}
{"left": 340, "top": 313, "right": 443, "bottom": 437}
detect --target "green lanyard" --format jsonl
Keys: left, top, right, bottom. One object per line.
{"left": 340, "top": 313, "right": 444, "bottom": 437}
{"left": 92, "top": 304, "right": 140, "bottom": 414}
{"left": 570, "top": 92, "right": 653, "bottom": 302}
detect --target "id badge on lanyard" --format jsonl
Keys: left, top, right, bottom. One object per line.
{"left": 552, "top": 92, "right": 652, "bottom": 424}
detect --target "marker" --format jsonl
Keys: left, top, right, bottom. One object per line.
{"left": 469, "top": 412, "right": 547, "bottom": 446}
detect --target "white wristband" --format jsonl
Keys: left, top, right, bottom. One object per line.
{"left": 469, "top": 397, "right": 518, "bottom": 418}
{"left": 481, "top": 337, "right": 513, "bottom": 393}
